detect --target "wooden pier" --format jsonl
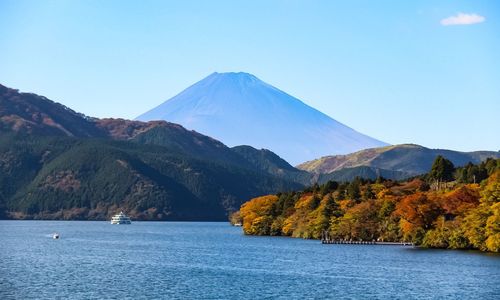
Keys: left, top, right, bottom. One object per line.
{"left": 321, "top": 239, "right": 413, "bottom": 246}
{"left": 320, "top": 231, "right": 413, "bottom": 246}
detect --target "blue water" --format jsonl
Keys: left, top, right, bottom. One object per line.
{"left": 0, "top": 221, "right": 499, "bottom": 299}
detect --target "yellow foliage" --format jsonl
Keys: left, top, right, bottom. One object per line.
{"left": 294, "top": 194, "right": 313, "bottom": 209}
{"left": 239, "top": 195, "right": 278, "bottom": 235}
{"left": 481, "top": 171, "right": 500, "bottom": 205}
{"left": 281, "top": 215, "right": 296, "bottom": 236}
{"left": 371, "top": 183, "right": 386, "bottom": 195}
{"left": 485, "top": 202, "right": 500, "bottom": 252}
{"left": 376, "top": 188, "right": 392, "bottom": 199}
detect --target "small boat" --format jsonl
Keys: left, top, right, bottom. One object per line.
{"left": 52, "top": 233, "right": 60, "bottom": 239}
{"left": 233, "top": 222, "right": 242, "bottom": 227}
{"left": 110, "top": 211, "right": 132, "bottom": 224}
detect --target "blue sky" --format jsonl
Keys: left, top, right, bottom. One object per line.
{"left": 0, "top": 0, "right": 499, "bottom": 152}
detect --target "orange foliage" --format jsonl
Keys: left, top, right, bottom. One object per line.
{"left": 441, "top": 185, "right": 480, "bottom": 215}
{"left": 395, "top": 192, "right": 442, "bottom": 232}
{"left": 339, "top": 199, "right": 354, "bottom": 211}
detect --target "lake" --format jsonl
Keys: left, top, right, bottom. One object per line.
{"left": 0, "top": 221, "right": 499, "bottom": 299}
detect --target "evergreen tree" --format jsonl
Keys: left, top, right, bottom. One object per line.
{"left": 347, "top": 177, "right": 361, "bottom": 201}
{"left": 309, "top": 194, "right": 321, "bottom": 210}
{"left": 375, "top": 175, "right": 386, "bottom": 184}
{"left": 428, "top": 155, "right": 455, "bottom": 182}
{"left": 324, "top": 194, "right": 342, "bottom": 218}
{"left": 484, "top": 158, "right": 500, "bottom": 175}
{"left": 455, "top": 162, "right": 471, "bottom": 183}
{"left": 363, "top": 185, "right": 375, "bottom": 200}
{"left": 320, "top": 180, "right": 338, "bottom": 195}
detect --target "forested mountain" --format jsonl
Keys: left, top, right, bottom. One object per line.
{"left": 0, "top": 85, "right": 304, "bottom": 220}
{"left": 0, "top": 133, "right": 302, "bottom": 220}
{"left": 298, "top": 144, "right": 499, "bottom": 177}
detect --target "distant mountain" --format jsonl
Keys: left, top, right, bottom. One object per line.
{"left": 298, "top": 144, "right": 500, "bottom": 177}
{"left": 136, "top": 72, "right": 388, "bottom": 165}
{"left": 0, "top": 84, "right": 305, "bottom": 220}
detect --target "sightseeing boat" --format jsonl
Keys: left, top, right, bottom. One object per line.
{"left": 110, "top": 211, "right": 132, "bottom": 224}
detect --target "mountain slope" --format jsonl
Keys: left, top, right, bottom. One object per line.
{"left": 136, "top": 72, "right": 388, "bottom": 165}
{"left": 298, "top": 144, "right": 500, "bottom": 176}
{"left": 0, "top": 84, "right": 105, "bottom": 137}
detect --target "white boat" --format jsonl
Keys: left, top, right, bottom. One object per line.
{"left": 110, "top": 211, "right": 132, "bottom": 224}
{"left": 52, "top": 233, "right": 60, "bottom": 239}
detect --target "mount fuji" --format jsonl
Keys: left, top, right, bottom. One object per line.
{"left": 136, "top": 72, "right": 388, "bottom": 165}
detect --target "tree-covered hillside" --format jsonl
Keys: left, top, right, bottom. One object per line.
{"left": 235, "top": 157, "right": 500, "bottom": 252}
{"left": 0, "top": 134, "right": 302, "bottom": 220}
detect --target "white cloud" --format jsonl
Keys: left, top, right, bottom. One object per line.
{"left": 441, "top": 12, "right": 485, "bottom": 26}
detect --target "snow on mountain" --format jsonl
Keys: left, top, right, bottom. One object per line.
{"left": 136, "top": 72, "right": 388, "bottom": 165}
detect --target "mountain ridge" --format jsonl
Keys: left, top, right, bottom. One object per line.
{"left": 298, "top": 144, "right": 500, "bottom": 176}
{"left": 0, "top": 84, "right": 105, "bottom": 137}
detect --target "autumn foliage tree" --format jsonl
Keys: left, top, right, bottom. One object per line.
{"left": 240, "top": 195, "right": 278, "bottom": 235}
{"left": 395, "top": 193, "right": 442, "bottom": 243}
